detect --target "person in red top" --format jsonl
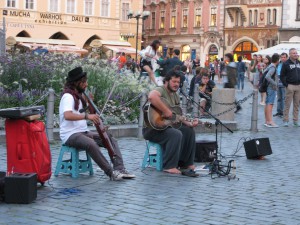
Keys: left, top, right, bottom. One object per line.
{"left": 118, "top": 52, "right": 127, "bottom": 70}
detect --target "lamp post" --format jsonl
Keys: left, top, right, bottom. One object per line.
{"left": 127, "top": 10, "right": 150, "bottom": 62}
{"left": 0, "top": 18, "right": 6, "bottom": 56}
{"left": 120, "top": 33, "right": 135, "bottom": 41}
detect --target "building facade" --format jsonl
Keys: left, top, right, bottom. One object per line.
{"left": 0, "top": 0, "right": 142, "bottom": 55}
{"left": 279, "top": 0, "right": 300, "bottom": 42}
{"left": 224, "top": 0, "right": 282, "bottom": 60}
{"left": 143, "top": 0, "right": 224, "bottom": 66}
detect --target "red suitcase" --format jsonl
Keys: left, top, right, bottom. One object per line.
{"left": 5, "top": 119, "right": 52, "bottom": 184}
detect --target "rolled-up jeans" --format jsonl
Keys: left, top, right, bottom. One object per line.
{"left": 65, "top": 131, "right": 124, "bottom": 176}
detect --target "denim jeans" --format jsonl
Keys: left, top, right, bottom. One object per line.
{"left": 237, "top": 72, "right": 245, "bottom": 90}
{"left": 276, "top": 86, "right": 285, "bottom": 114}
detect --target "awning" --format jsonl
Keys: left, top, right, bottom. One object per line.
{"left": 103, "top": 45, "right": 136, "bottom": 54}
{"left": 8, "top": 36, "right": 76, "bottom": 46}
{"left": 90, "top": 39, "right": 131, "bottom": 48}
{"left": 18, "top": 42, "right": 88, "bottom": 55}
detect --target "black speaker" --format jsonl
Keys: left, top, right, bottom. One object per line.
{"left": 195, "top": 140, "right": 217, "bottom": 162}
{"left": 5, "top": 173, "right": 37, "bottom": 204}
{"left": 0, "top": 171, "right": 5, "bottom": 201}
{"left": 243, "top": 138, "right": 272, "bottom": 159}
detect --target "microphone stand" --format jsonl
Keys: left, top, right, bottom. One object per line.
{"left": 180, "top": 89, "right": 236, "bottom": 179}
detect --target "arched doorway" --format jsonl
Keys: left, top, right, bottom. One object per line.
{"left": 16, "top": 30, "right": 30, "bottom": 37}
{"left": 233, "top": 41, "right": 258, "bottom": 60}
{"left": 206, "top": 44, "right": 218, "bottom": 66}
{"left": 181, "top": 44, "right": 190, "bottom": 61}
{"left": 49, "top": 32, "right": 68, "bottom": 40}
{"left": 84, "top": 35, "right": 101, "bottom": 49}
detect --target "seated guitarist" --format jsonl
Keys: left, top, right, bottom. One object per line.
{"left": 143, "top": 69, "right": 199, "bottom": 177}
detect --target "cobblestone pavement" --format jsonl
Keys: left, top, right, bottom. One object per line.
{"left": 0, "top": 78, "right": 300, "bottom": 225}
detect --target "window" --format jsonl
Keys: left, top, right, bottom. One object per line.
{"left": 25, "top": 0, "right": 34, "bottom": 9}
{"left": 66, "top": 0, "right": 75, "bottom": 14}
{"left": 210, "top": 7, "right": 217, "bottom": 26}
{"left": 297, "top": 0, "right": 300, "bottom": 20}
{"left": 85, "top": 0, "right": 93, "bottom": 16}
{"left": 273, "top": 9, "right": 277, "bottom": 25}
{"left": 50, "top": 0, "right": 59, "bottom": 12}
{"left": 171, "top": 10, "right": 176, "bottom": 28}
{"left": 249, "top": 10, "right": 252, "bottom": 26}
{"left": 182, "top": 9, "right": 188, "bottom": 28}
{"left": 151, "top": 12, "right": 156, "bottom": 29}
{"left": 195, "top": 8, "right": 201, "bottom": 27}
{"left": 267, "top": 9, "right": 271, "bottom": 24}
{"left": 160, "top": 11, "right": 165, "bottom": 29}
{"left": 101, "top": 0, "right": 110, "bottom": 17}
{"left": 254, "top": 10, "right": 258, "bottom": 25}
{"left": 122, "top": 3, "right": 129, "bottom": 21}
{"left": 7, "top": 0, "right": 16, "bottom": 7}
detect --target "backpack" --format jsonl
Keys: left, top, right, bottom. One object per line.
{"left": 258, "top": 67, "right": 275, "bottom": 93}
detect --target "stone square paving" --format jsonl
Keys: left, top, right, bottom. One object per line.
{"left": 0, "top": 78, "right": 299, "bottom": 225}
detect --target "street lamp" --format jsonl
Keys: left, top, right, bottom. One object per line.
{"left": 0, "top": 18, "right": 6, "bottom": 56}
{"left": 120, "top": 33, "right": 135, "bottom": 41}
{"left": 127, "top": 10, "right": 150, "bottom": 61}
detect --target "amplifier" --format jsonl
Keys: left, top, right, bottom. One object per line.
{"left": 243, "top": 138, "right": 272, "bottom": 159}
{"left": 5, "top": 173, "right": 37, "bottom": 204}
{"left": 0, "top": 105, "right": 45, "bottom": 119}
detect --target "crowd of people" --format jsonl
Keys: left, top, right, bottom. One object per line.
{"left": 98, "top": 41, "right": 300, "bottom": 128}
{"left": 62, "top": 41, "right": 300, "bottom": 180}
{"left": 250, "top": 48, "right": 300, "bottom": 128}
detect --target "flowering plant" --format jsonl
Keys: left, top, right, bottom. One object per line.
{"left": 0, "top": 53, "right": 149, "bottom": 127}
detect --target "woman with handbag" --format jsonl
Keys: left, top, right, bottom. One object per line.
{"left": 139, "top": 40, "right": 161, "bottom": 86}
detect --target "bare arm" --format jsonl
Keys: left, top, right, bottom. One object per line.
{"left": 64, "top": 111, "right": 100, "bottom": 124}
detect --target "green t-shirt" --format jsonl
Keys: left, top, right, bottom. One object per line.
{"left": 155, "top": 86, "right": 180, "bottom": 106}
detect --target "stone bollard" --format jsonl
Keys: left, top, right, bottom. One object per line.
{"left": 211, "top": 88, "right": 235, "bottom": 121}
{"left": 181, "top": 81, "right": 188, "bottom": 114}
{"left": 250, "top": 89, "right": 258, "bottom": 132}
{"left": 192, "top": 83, "right": 200, "bottom": 118}
{"left": 46, "top": 88, "right": 55, "bottom": 141}
{"left": 138, "top": 92, "right": 147, "bottom": 139}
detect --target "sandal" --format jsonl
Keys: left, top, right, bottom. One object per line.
{"left": 181, "top": 169, "right": 200, "bottom": 177}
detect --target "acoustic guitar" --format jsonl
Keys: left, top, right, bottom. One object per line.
{"left": 144, "top": 97, "right": 212, "bottom": 130}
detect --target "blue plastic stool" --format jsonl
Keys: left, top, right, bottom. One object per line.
{"left": 142, "top": 141, "right": 163, "bottom": 171}
{"left": 54, "top": 145, "right": 94, "bottom": 178}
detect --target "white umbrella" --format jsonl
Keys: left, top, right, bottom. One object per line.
{"left": 252, "top": 42, "right": 300, "bottom": 57}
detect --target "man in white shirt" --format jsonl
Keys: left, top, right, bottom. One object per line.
{"left": 59, "top": 66, "right": 135, "bottom": 180}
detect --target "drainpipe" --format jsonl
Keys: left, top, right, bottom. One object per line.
{"left": 279, "top": 0, "right": 284, "bottom": 44}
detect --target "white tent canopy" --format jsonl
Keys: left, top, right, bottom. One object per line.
{"left": 252, "top": 42, "right": 300, "bottom": 57}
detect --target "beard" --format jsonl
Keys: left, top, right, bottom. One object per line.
{"left": 76, "top": 84, "right": 85, "bottom": 93}
{"left": 167, "top": 82, "right": 178, "bottom": 93}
